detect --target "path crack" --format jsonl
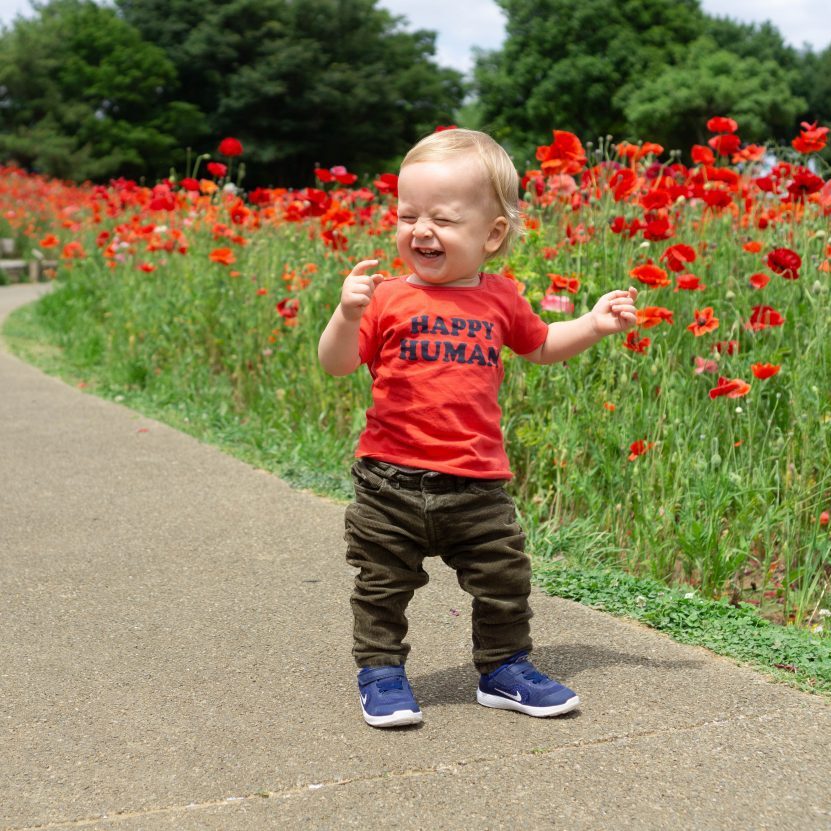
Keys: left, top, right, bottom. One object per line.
{"left": 6, "top": 711, "right": 773, "bottom": 830}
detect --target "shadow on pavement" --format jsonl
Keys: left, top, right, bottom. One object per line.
{"left": 412, "top": 643, "right": 704, "bottom": 707}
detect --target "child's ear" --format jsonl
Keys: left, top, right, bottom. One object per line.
{"left": 484, "top": 216, "right": 509, "bottom": 254}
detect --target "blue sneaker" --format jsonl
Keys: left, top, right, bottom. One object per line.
{"left": 477, "top": 652, "right": 580, "bottom": 717}
{"left": 357, "top": 666, "right": 422, "bottom": 727}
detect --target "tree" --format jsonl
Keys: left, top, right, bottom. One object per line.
{"left": 117, "top": 0, "right": 466, "bottom": 186}
{"left": 473, "top": 0, "right": 704, "bottom": 166}
{"left": 796, "top": 45, "right": 831, "bottom": 128}
{"left": 623, "top": 37, "right": 807, "bottom": 151}
{"left": 0, "top": 0, "right": 205, "bottom": 181}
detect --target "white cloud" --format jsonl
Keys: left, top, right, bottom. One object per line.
{"left": 376, "top": 0, "right": 506, "bottom": 74}
{"left": 699, "top": 0, "right": 831, "bottom": 52}
{"left": 0, "top": 0, "right": 34, "bottom": 28}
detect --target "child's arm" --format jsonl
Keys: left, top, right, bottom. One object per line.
{"left": 318, "top": 259, "right": 385, "bottom": 376}
{"left": 523, "top": 287, "right": 638, "bottom": 365}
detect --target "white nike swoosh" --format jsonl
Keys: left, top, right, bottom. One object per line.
{"left": 495, "top": 687, "right": 522, "bottom": 701}
{"left": 361, "top": 694, "right": 368, "bottom": 705}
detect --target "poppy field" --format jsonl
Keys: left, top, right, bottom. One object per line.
{"left": 1, "top": 119, "right": 830, "bottom": 633}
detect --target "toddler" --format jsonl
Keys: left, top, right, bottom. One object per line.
{"left": 318, "top": 128, "right": 637, "bottom": 727}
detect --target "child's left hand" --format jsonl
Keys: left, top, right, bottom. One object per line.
{"left": 590, "top": 287, "right": 638, "bottom": 336}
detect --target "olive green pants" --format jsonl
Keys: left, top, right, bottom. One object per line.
{"left": 344, "top": 458, "right": 533, "bottom": 675}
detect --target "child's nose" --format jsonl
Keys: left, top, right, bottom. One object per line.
{"left": 413, "top": 218, "right": 433, "bottom": 237}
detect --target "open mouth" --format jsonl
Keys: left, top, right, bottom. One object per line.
{"left": 415, "top": 247, "right": 443, "bottom": 259}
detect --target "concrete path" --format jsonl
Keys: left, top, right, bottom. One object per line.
{"left": 1, "top": 282, "right": 829, "bottom": 831}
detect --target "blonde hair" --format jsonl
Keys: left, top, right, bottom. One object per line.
{"left": 400, "top": 128, "right": 522, "bottom": 260}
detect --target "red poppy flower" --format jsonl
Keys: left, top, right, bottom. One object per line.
{"left": 787, "top": 169, "right": 823, "bottom": 201}
{"left": 751, "top": 363, "right": 780, "bottom": 379}
{"left": 640, "top": 142, "right": 664, "bottom": 157}
{"left": 40, "top": 233, "right": 59, "bottom": 248}
{"left": 742, "top": 241, "right": 762, "bottom": 253}
{"left": 623, "top": 331, "right": 650, "bottom": 353}
{"left": 609, "top": 168, "right": 637, "bottom": 201}
{"left": 609, "top": 216, "right": 627, "bottom": 235}
{"left": 373, "top": 173, "right": 398, "bottom": 197}
{"left": 746, "top": 305, "right": 785, "bottom": 331}
{"left": 791, "top": 122, "right": 829, "bottom": 154}
{"left": 702, "top": 188, "right": 733, "bottom": 209}
{"left": 330, "top": 165, "right": 358, "bottom": 186}
{"left": 675, "top": 273, "right": 706, "bottom": 292}
{"left": 707, "top": 116, "right": 739, "bottom": 134}
{"left": 276, "top": 297, "right": 300, "bottom": 321}
{"left": 660, "top": 243, "right": 696, "bottom": 272}
{"left": 547, "top": 273, "right": 580, "bottom": 294}
{"left": 630, "top": 263, "right": 670, "bottom": 287}
{"left": 536, "top": 131, "right": 587, "bottom": 175}
{"left": 248, "top": 188, "right": 273, "bottom": 206}
{"left": 218, "top": 137, "right": 243, "bottom": 157}
{"left": 708, "top": 134, "right": 742, "bottom": 156}
{"left": 209, "top": 247, "right": 236, "bottom": 265}
{"left": 434, "top": 125, "right": 458, "bottom": 132}
{"left": 635, "top": 306, "right": 674, "bottom": 328}
{"left": 61, "top": 241, "right": 86, "bottom": 259}
{"left": 709, "top": 376, "right": 751, "bottom": 399}
{"left": 749, "top": 272, "right": 770, "bottom": 290}
{"left": 733, "top": 144, "right": 766, "bottom": 164}
{"left": 766, "top": 248, "right": 801, "bottom": 280}
{"left": 643, "top": 215, "right": 673, "bottom": 241}
{"left": 206, "top": 162, "right": 227, "bottom": 178}
{"left": 712, "top": 340, "right": 739, "bottom": 355}
{"left": 641, "top": 190, "right": 672, "bottom": 211}
{"left": 687, "top": 307, "right": 719, "bottom": 336}
{"left": 628, "top": 439, "right": 655, "bottom": 461}
{"left": 691, "top": 145, "right": 715, "bottom": 165}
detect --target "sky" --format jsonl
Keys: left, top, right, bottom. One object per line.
{"left": 0, "top": 0, "right": 829, "bottom": 75}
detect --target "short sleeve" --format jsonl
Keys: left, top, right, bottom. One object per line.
{"left": 504, "top": 287, "right": 549, "bottom": 355}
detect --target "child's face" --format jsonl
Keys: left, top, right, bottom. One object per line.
{"left": 396, "top": 154, "right": 508, "bottom": 288}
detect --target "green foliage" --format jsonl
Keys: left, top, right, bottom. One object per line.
{"left": 0, "top": 0, "right": 205, "bottom": 181}
{"left": 117, "top": 0, "right": 466, "bottom": 185}
{"left": 623, "top": 37, "right": 807, "bottom": 151}
{"left": 798, "top": 45, "right": 831, "bottom": 128}
{"left": 533, "top": 560, "right": 831, "bottom": 696}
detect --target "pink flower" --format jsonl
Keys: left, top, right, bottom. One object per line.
{"left": 694, "top": 357, "right": 719, "bottom": 374}
{"left": 541, "top": 294, "right": 575, "bottom": 313}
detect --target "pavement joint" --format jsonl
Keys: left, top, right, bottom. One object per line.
{"left": 6, "top": 710, "right": 777, "bottom": 830}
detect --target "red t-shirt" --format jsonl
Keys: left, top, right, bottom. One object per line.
{"left": 356, "top": 273, "right": 549, "bottom": 478}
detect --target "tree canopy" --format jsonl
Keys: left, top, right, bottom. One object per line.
{"left": 0, "top": 0, "right": 203, "bottom": 181}
{"left": 116, "top": 0, "right": 465, "bottom": 185}
{"left": 473, "top": 0, "right": 825, "bottom": 163}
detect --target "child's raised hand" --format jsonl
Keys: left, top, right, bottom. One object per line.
{"left": 590, "top": 286, "right": 638, "bottom": 336}
{"left": 340, "top": 259, "right": 385, "bottom": 321}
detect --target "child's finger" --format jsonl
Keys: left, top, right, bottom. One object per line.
{"left": 370, "top": 273, "right": 386, "bottom": 286}
{"left": 349, "top": 259, "right": 380, "bottom": 277}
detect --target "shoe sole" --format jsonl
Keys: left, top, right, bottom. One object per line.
{"left": 361, "top": 705, "right": 423, "bottom": 728}
{"left": 477, "top": 689, "right": 580, "bottom": 717}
